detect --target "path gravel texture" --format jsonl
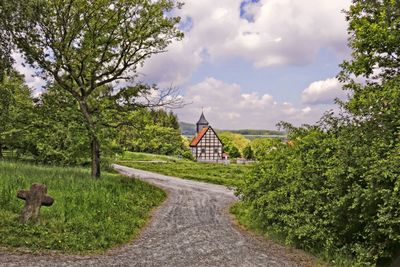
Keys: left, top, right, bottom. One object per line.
{"left": 0, "top": 164, "right": 317, "bottom": 267}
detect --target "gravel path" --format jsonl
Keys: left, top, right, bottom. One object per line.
{"left": 0, "top": 164, "right": 316, "bottom": 267}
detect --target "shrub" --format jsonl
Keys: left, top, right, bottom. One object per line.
{"left": 237, "top": 118, "right": 400, "bottom": 266}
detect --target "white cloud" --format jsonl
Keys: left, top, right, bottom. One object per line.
{"left": 138, "top": 40, "right": 203, "bottom": 88}
{"left": 176, "top": 77, "right": 327, "bottom": 129}
{"left": 140, "top": 0, "right": 351, "bottom": 87}
{"left": 12, "top": 53, "right": 46, "bottom": 95}
{"left": 12, "top": 1, "right": 351, "bottom": 98}
{"left": 10, "top": 0, "right": 351, "bottom": 125}
{"left": 301, "top": 77, "right": 347, "bottom": 105}
{"left": 241, "top": 0, "right": 263, "bottom": 22}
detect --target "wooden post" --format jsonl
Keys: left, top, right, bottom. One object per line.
{"left": 17, "top": 183, "right": 54, "bottom": 224}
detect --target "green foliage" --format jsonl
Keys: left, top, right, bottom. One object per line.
{"left": 0, "top": 161, "right": 165, "bottom": 252}
{"left": 0, "top": 38, "right": 13, "bottom": 81}
{"left": 219, "top": 132, "right": 250, "bottom": 158}
{"left": 0, "top": 73, "right": 34, "bottom": 157}
{"left": 242, "top": 145, "right": 254, "bottom": 160}
{"left": 116, "top": 152, "right": 252, "bottom": 187}
{"left": 150, "top": 110, "right": 180, "bottom": 129}
{"left": 219, "top": 132, "right": 250, "bottom": 152}
{"left": 118, "top": 108, "right": 187, "bottom": 157}
{"left": 129, "top": 125, "right": 183, "bottom": 155}
{"left": 0, "top": 78, "right": 187, "bottom": 167}
{"left": 339, "top": 0, "right": 400, "bottom": 82}
{"left": 250, "top": 137, "right": 281, "bottom": 160}
{"left": 237, "top": 118, "right": 400, "bottom": 265}
{"left": 28, "top": 85, "right": 90, "bottom": 165}
{"left": 180, "top": 148, "right": 195, "bottom": 161}
{"left": 1, "top": 0, "right": 183, "bottom": 177}
{"left": 235, "top": 1, "right": 400, "bottom": 265}
{"left": 225, "top": 145, "right": 241, "bottom": 159}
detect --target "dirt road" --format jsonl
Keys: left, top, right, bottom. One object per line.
{"left": 0, "top": 164, "right": 315, "bottom": 267}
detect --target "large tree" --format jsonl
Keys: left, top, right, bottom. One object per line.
{"left": 0, "top": 17, "right": 13, "bottom": 80}
{"left": 1, "top": 0, "right": 183, "bottom": 177}
{"left": 340, "top": 0, "right": 400, "bottom": 83}
{"left": 339, "top": 0, "right": 400, "bottom": 119}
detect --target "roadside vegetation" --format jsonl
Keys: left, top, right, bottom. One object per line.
{"left": 115, "top": 152, "right": 252, "bottom": 187}
{"left": 115, "top": 151, "right": 183, "bottom": 162}
{"left": 0, "top": 0, "right": 185, "bottom": 255}
{"left": 0, "top": 0, "right": 399, "bottom": 265}
{"left": 233, "top": 1, "right": 400, "bottom": 266}
{"left": 0, "top": 160, "right": 165, "bottom": 253}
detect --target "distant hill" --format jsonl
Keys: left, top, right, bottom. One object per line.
{"left": 180, "top": 122, "right": 197, "bottom": 136}
{"left": 179, "top": 122, "right": 286, "bottom": 140}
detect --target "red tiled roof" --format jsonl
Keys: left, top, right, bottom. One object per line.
{"left": 190, "top": 127, "right": 209, "bottom": 147}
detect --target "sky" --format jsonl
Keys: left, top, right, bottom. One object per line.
{"left": 15, "top": 0, "right": 353, "bottom": 130}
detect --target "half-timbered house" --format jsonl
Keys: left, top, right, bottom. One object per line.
{"left": 190, "top": 112, "right": 224, "bottom": 162}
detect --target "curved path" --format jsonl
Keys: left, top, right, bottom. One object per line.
{"left": 0, "top": 164, "right": 315, "bottom": 267}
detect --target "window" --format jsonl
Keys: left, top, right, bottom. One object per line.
{"left": 201, "top": 148, "right": 206, "bottom": 153}
{"left": 214, "top": 148, "right": 218, "bottom": 154}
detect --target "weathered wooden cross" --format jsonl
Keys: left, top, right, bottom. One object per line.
{"left": 17, "top": 183, "right": 54, "bottom": 223}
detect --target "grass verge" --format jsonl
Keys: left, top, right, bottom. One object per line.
{"left": 115, "top": 152, "right": 252, "bottom": 187}
{"left": 114, "top": 151, "right": 183, "bottom": 162}
{"left": 231, "top": 202, "right": 361, "bottom": 267}
{"left": 0, "top": 160, "right": 166, "bottom": 253}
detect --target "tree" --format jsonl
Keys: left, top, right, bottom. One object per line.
{"left": 1, "top": 0, "right": 183, "bottom": 177}
{"left": 250, "top": 137, "right": 280, "bottom": 160}
{"left": 30, "top": 84, "right": 91, "bottom": 165}
{"left": 237, "top": 1, "right": 400, "bottom": 264}
{"left": 219, "top": 132, "right": 250, "bottom": 158}
{"left": 116, "top": 107, "right": 184, "bottom": 155}
{"left": 339, "top": 0, "right": 400, "bottom": 84}
{"left": 225, "top": 145, "right": 241, "bottom": 159}
{"left": 242, "top": 145, "right": 254, "bottom": 160}
{"left": 0, "top": 73, "right": 34, "bottom": 157}
{"left": 132, "top": 125, "right": 183, "bottom": 155}
{"left": 0, "top": 21, "right": 13, "bottom": 80}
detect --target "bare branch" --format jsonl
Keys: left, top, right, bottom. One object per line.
{"left": 141, "top": 87, "right": 186, "bottom": 109}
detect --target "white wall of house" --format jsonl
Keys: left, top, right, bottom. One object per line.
{"left": 191, "top": 128, "right": 223, "bottom": 161}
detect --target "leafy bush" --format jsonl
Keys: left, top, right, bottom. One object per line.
{"left": 237, "top": 116, "right": 400, "bottom": 265}
{"left": 219, "top": 132, "right": 250, "bottom": 158}
{"left": 242, "top": 145, "right": 254, "bottom": 160}
{"left": 236, "top": 1, "right": 400, "bottom": 265}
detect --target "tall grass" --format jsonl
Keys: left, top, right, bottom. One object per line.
{"left": 0, "top": 161, "right": 166, "bottom": 253}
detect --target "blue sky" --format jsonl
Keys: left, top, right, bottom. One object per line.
{"left": 190, "top": 48, "right": 343, "bottom": 104}
{"left": 15, "top": 0, "right": 352, "bottom": 130}
{"left": 138, "top": 0, "right": 352, "bottom": 129}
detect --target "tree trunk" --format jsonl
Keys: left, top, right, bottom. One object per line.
{"left": 0, "top": 144, "right": 3, "bottom": 158}
{"left": 91, "top": 136, "right": 101, "bottom": 178}
{"left": 78, "top": 100, "right": 101, "bottom": 178}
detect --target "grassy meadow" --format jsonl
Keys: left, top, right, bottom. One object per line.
{"left": 0, "top": 160, "right": 166, "bottom": 253}
{"left": 115, "top": 151, "right": 252, "bottom": 187}
{"left": 114, "top": 151, "right": 181, "bottom": 162}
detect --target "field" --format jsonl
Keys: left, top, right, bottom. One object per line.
{"left": 114, "top": 151, "right": 181, "bottom": 162}
{"left": 115, "top": 152, "right": 252, "bottom": 187}
{"left": 0, "top": 161, "right": 166, "bottom": 253}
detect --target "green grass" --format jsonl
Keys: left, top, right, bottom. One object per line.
{"left": 231, "top": 202, "right": 358, "bottom": 267}
{"left": 0, "top": 160, "right": 166, "bottom": 253}
{"left": 115, "top": 152, "right": 252, "bottom": 187}
{"left": 115, "top": 151, "right": 183, "bottom": 162}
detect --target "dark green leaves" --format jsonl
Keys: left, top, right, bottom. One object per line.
{"left": 237, "top": 1, "right": 400, "bottom": 265}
